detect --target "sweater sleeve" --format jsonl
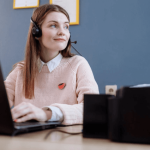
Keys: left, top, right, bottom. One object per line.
{"left": 4, "top": 64, "right": 22, "bottom": 108}
{"left": 51, "top": 57, "right": 99, "bottom": 125}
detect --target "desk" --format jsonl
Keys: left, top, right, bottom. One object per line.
{"left": 0, "top": 125, "right": 150, "bottom": 150}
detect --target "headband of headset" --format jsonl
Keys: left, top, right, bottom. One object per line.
{"left": 30, "top": 17, "right": 42, "bottom": 38}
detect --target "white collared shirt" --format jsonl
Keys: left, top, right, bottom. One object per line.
{"left": 39, "top": 53, "right": 63, "bottom": 73}
{"left": 41, "top": 53, "right": 63, "bottom": 122}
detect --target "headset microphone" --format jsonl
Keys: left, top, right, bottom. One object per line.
{"left": 71, "top": 41, "right": 77, "bottom": 44}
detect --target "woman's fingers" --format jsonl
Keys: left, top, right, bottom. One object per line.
{"left": 16, "top": 113, "right": 35, "bottom": 122}
{"left": 13, "top": 107, "right": 32, "bottom": 120}
{"left": 11, "top": 102, "right": 32, "bottom": 120}
{"left": 11, "top": 102, "right": 48, "bottom": 122}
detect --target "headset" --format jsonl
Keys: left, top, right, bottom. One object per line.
{"left": 30, "top": 17, "right": 82, "bottom": 56}
{"left": 30, "top": 17, "right": 42, "bottom": 38}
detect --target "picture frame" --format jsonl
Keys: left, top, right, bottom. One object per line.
{"left": 13, "top": 0, "right": 39, "bottom": 9}
{"left": 50, "top": 0, "right": 79, "bottom": 25}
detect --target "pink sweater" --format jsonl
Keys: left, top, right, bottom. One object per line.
{"left": 4, "top": 55, "right": 99, "bottom": 125}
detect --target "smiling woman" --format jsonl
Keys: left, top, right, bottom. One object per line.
{"left": 4, "top": 4, "right": 99, "bottom": 125}
{"left": 39, "top": 11, "right": 70, "bottom": 62}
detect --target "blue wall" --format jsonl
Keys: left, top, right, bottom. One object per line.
{"left": 0, "top": 0, "right": 150, "bottom": 93}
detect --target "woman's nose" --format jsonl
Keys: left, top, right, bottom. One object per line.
{"left": 57, "top": 26, "right": 65, "bottom": 36}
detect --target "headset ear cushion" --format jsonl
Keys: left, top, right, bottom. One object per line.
{"left": 32, "top": 27, "right": 42, "bottom": 37}
{"left": 32, "top": 27, "right": 38, "bottom": 35}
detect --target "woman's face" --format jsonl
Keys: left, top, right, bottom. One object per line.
{"left": 40, "top": 11, "right": 70, "bottom": 52}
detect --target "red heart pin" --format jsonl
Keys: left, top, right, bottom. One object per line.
{"left": 58, "top": 83, "right": 66, "bottom": 90}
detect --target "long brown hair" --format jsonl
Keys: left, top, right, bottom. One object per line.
{"left": 24, "top": 4, "right": 73, "bottom": 99}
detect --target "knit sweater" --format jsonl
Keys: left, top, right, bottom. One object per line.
{"left": 4, "top": 55, "right": 99, "bottom": 125}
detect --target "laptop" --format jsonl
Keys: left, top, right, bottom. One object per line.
{"left": 0, "top": 63, "right": 61, "bottom": 136}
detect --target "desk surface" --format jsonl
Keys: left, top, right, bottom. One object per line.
{"left": 0, "top": 125, "right": 150, "bottom": 150}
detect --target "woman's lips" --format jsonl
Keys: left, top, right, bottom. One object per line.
{"left": 54, "top": 38, "right": 66, "bottom": 41}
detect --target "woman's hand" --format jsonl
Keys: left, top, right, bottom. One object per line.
{"left": 11, "top": 102, "right": 51, "bottom": 122}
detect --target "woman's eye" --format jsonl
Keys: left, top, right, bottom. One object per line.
{"left": 50, "top": 24, "right": 56, "bottom": 28}
{"left": 64, "top": 25, "right": 69, "bottom": 29}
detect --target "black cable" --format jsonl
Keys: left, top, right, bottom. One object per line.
{"left": 44, "top": 129, "right": 82, "bottom": 140}
{"left": 71, "top": 45, "right": 82, "bottom": 56}
{"left": 71, "top": 41, "right": 82, "bottom": 56}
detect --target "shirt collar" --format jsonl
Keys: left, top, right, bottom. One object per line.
{"left": 39, "top": 53, "right": 63, "bottom": 73}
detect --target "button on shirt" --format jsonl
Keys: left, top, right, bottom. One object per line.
{"left": 39, "top": 53, "right": 63, "bottom": 122}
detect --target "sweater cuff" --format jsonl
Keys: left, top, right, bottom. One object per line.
{"left": 42, "top": 106, "right": 64, "bottom": 122}
{"left": 51, "top": 103, "right": 83, "bottom": 125}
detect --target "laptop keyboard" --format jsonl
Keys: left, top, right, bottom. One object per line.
{"left": 14, "top": 120, "right": 61, "bottom": 130}
{"left": 14, "top": 120, "right": 51, "bottom": 127}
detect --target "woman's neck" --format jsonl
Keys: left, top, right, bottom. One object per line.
{"left": 40, "top": 50, "right": 59, "bottom": 63}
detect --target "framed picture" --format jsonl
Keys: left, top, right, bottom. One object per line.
{"left": 50, "top": 0, "right": 79, "bottom": 25}
{"left": 13, "top": 0, "right": 39, "bottom": 9}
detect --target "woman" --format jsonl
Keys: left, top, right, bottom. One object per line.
{"left": 5, "top": 4, "right": 99, "bottom": 125}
